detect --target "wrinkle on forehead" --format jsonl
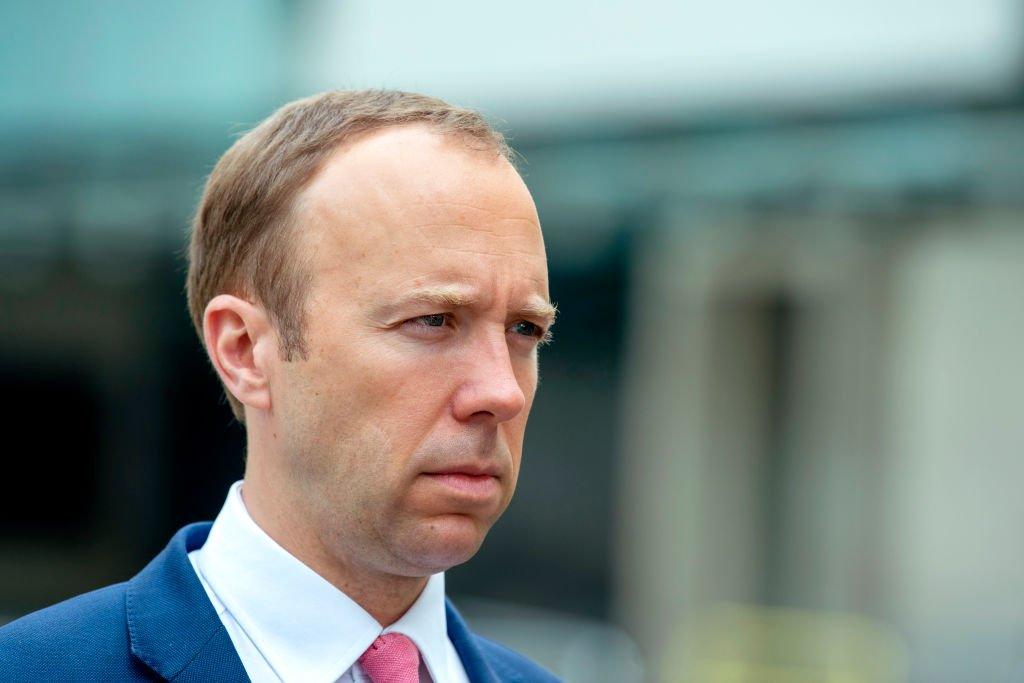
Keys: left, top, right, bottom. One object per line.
{"left": 404, "top": 199, "right": 539, "bottom": 225}
{"left": 305, "top": 194, "right": 516, "bottom": 224}
{"left": 304, "top": 203, "right": 545, "bottom": 264}
{"left": 405, "top": 221, "right": 534, "bottom": 236}
{"left": 411, "top": 243, "right": 547, "bottom": 261}
{"left": 303, "top": 192, "right": 545, "bottom": 268}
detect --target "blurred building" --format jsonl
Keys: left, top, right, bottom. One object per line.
{"left": 3, "top": 1, "right": 1024, "bottom": 681}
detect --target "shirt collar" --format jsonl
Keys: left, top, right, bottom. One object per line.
{"left": 192, "top": 481, "right": 452, "bottom": 682}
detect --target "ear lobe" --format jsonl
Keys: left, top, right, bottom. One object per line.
{"left": 203, "top": 294, "right": 274, "bottom": 413}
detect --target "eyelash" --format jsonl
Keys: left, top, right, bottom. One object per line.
{"left": 408, "top": 314, "right": 552, "bottom": 345}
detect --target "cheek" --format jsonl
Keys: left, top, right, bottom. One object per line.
{"left": 299, "top": 333, "right": 457, "bottom": 469}
{"left": 510, "top": 357, "right": 539, "bottom": 421}
{"left": 518, "top": 352, "right": 540, "bottom": 394}
{"left": 314, "top": 320, "right": 447, "bottom": 393}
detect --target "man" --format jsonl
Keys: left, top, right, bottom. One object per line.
{"left": 0, "top": 90, "right": 560, "bottom": 682}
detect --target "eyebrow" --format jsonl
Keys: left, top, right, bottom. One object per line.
{"left": 519, "top": 299, "right": 559, "bottom": 327}
{"left": 376, "top": 285, "right": 558, "bottom": 327}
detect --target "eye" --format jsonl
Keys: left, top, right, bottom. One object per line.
{"left": 401, "top": 313, "right": 454, "bottom": 331}
{"left": 400, "top": 313, "right": 456, "bottom": 337}
{"left": 510, "top": 320, "right": 552, "bottom": 345}
{"left": 415, "top": 313, "right": 448, "bottom": 328}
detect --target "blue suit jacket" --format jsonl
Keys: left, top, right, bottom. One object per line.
{"left": 0, "top": 523, "right": 559, "bottom": 682}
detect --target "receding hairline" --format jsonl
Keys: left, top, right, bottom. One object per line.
{"left": 297, "top": 120, "right": 520, "bottom": 201}
{"left": 289, "top": 121, "right": 534, "bottom": 247}
{"left": 320, "top": 118, "right": 513, "bottom": 159}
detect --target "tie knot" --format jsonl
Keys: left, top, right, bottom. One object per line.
{"left": 358, "top": 632, "right": 421, "bottom": 683}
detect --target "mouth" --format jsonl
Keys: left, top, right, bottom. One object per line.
{"left": 420, "top": 462, "right": 503, "bottom": 503}
{"left": 421, "top": 472, "right": 500, "bottom": 499}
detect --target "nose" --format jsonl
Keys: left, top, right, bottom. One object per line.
{"left": 450, "top": 333, "right": 528, "bottom": 424}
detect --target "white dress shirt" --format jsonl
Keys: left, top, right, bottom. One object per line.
{"left": 187, "top": 481, "right": 470, "bottom": 683}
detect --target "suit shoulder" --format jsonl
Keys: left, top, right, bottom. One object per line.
{"left": 1, "top": 581, "right": 129, "bottom": 645}
{"left": 473, "top": 634, "right": 562, "bottom": 682}
{"left": 0, "top": 582, "right": 154, "bottom": 681}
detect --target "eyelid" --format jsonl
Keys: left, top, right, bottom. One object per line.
{"left": 400, "top": 312, "right": 455, "bottom": 331}
{"left": 401, "top": 314, "right": 553, "bottom": 345}
{"left": 510, "top": 319, "right": 554, "bottom": 346}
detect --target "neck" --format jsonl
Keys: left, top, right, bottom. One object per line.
{"left": 240, "top": 466, "right": 428, "bottom": 626}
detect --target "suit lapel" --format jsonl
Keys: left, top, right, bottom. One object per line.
{"left": 125, "top": 523, "right": 249, "bottom": 682}
{"left": 445, "top": 599, "right": 505, "bottom": 683}
{"left": 125, "top": 523, "right": 515, "bottom": 682}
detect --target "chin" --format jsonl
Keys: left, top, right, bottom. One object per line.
{"left": 394, "top": 514, "right": 490, "bottom": 573}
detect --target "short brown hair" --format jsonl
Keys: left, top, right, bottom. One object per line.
{"left": 187, "top": 89, "right": 512, "bottom": 421}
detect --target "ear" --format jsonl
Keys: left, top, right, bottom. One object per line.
{"left": 203, "top": 294, "right": 276, "bottom": 413}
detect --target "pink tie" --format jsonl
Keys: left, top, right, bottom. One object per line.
{"left": 358, "top": 632, "right": 421, "bottom": 683}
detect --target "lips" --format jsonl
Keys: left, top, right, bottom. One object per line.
{"left": 421, "top": 472, "right": 500, "bottom": 500}
{"left": 420, "top": 461, "right": 503, "bottom": 502}
{"left": 421, "top": 461, "right": 503, "bottom": 478}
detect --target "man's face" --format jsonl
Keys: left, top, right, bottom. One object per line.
{"left": 268, "top": 125, "right": 552, "bottom": 578}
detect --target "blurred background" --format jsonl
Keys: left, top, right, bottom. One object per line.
{"left": 2, "top": 1, "right": 1024, "bottom": 681}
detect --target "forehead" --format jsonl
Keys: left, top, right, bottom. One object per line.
{"left": 296, "top": 125, "right": 548, "bottom": 299}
